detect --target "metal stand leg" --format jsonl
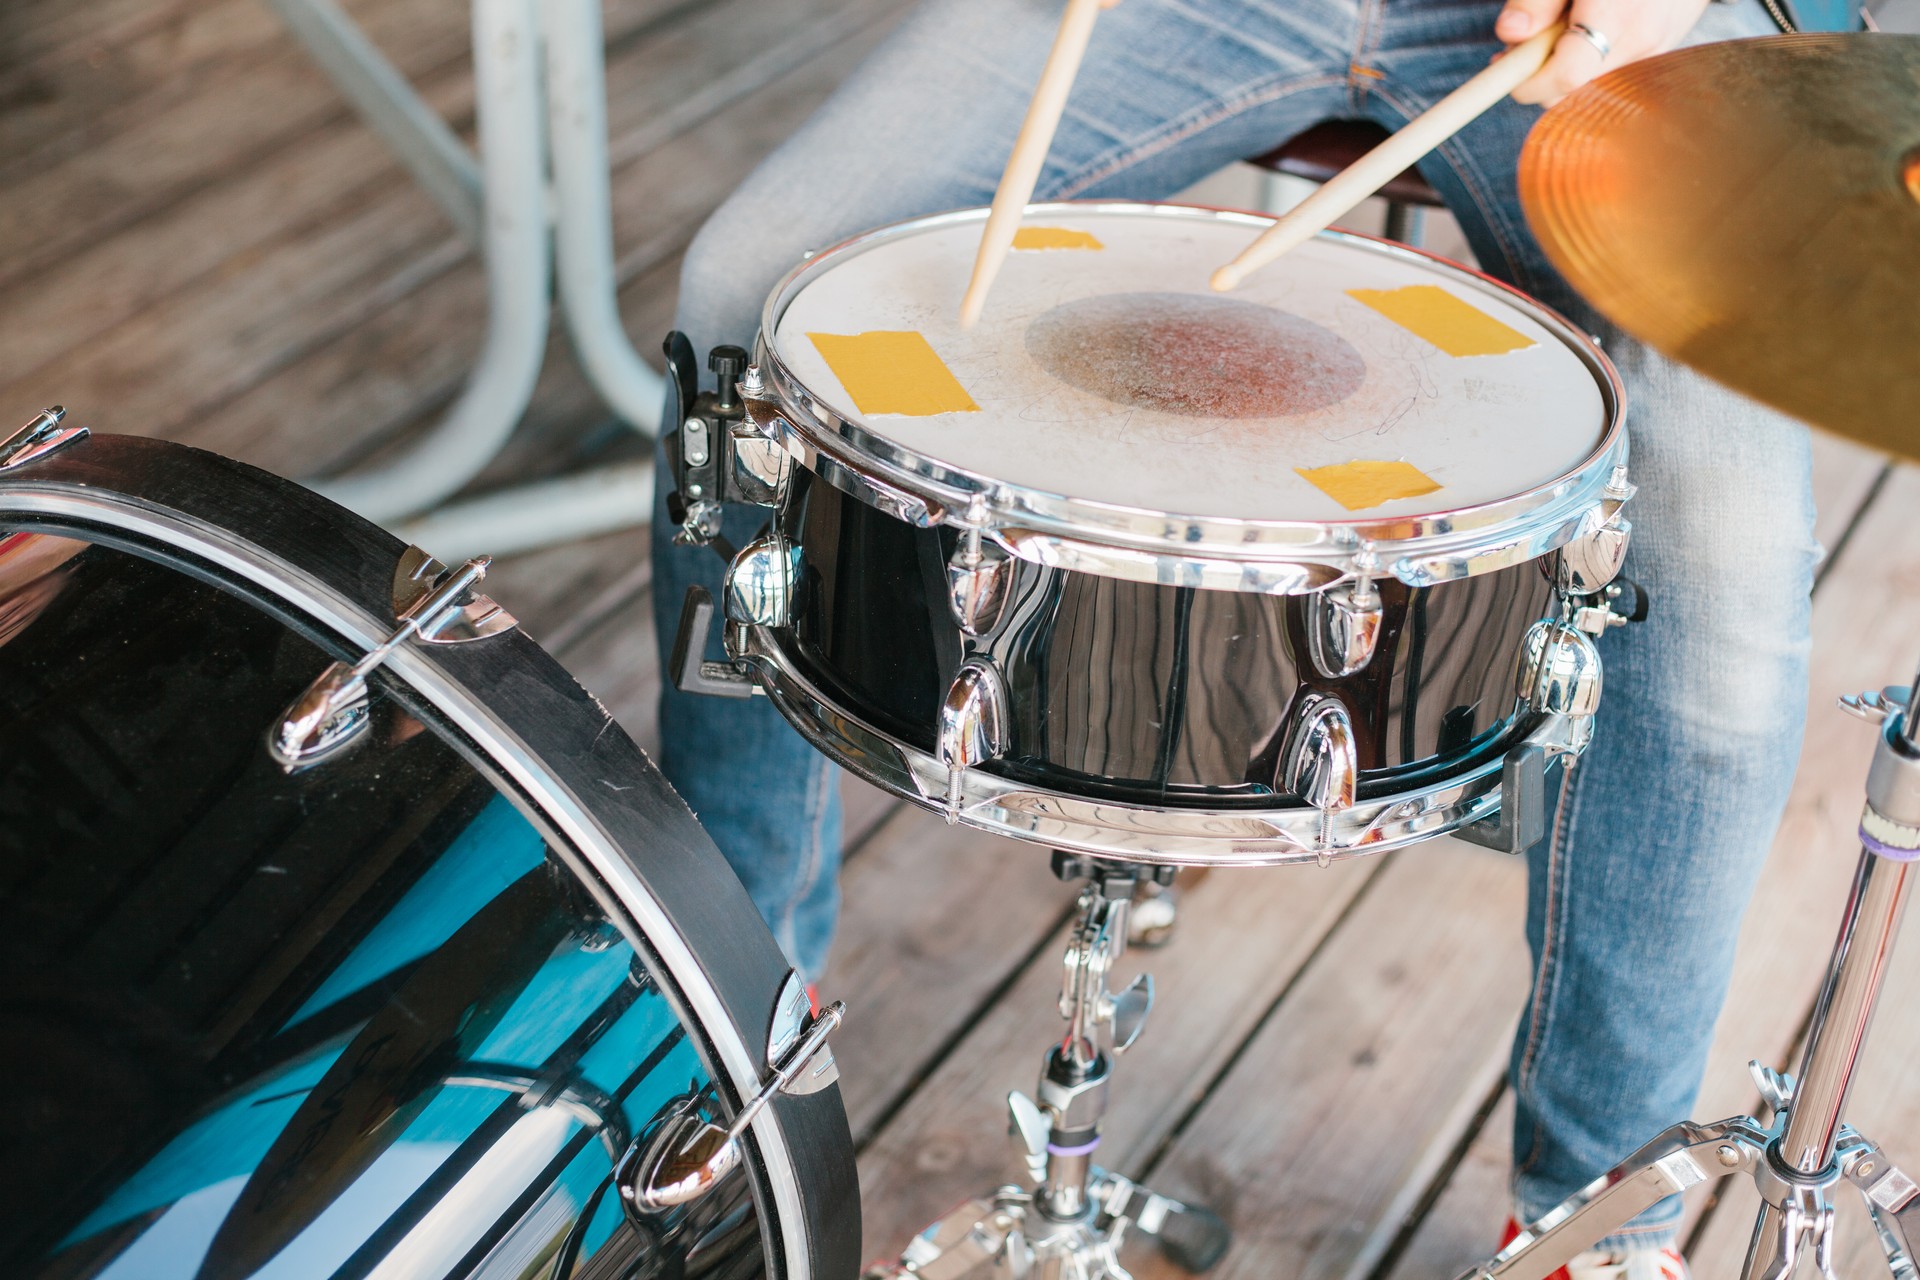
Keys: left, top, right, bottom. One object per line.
{"left": 542, "top": 0, "right": 666, "bottom": 434}
{"left": 1862, "top": 1165, "right": 1920, "bottom": 1280}
{"left": 269, "top": 0, "right": 669, "bottom": 549}
{"left": 1454, "top": 676, "right": 1920, "bottom": 1280}
{"left": 871, "top": 855, "right": 1230, "bottom": 1280}
{"left": 312, "top": 0, "right": 551, "bottom": 525}
{"left": 259, "top": 0, "right": 483, "bottom": 244}
{"left": 392, "top": 459, "right": 657, "bottom": 558}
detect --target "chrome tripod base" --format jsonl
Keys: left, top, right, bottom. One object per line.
{"left": 1452, "top": 1062, "right": 1919, "bottom": 1280}
{"left": 1461, "top": 681, "right": 1920, "bottom": 1280}
{"left": 870, "top": 1176, "right": 1229, "bottom": 1280}
{"left": 869, "top": 855, "right": 1230, "bottom": 1280}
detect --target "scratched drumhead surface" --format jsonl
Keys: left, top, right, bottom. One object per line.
{"left": 769, "top": 206, "right": 1612, "bottom": 523}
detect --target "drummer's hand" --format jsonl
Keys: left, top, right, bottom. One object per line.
{"left": 1495, "top": 0, "right": 1711, "bottom": 104}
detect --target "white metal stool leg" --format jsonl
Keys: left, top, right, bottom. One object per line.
{"left": 544, "top": 0, "right": 666, "bottom": 434}
{"left": 313, "top": 0, "right": 551, "bottom": 525}
{"left": 269, "top": 0, "right": 670, "bottom": 550}
{"left": 393, "top": 460, "right": 657, "bottom": 559}
{"left": 258, "top": 0, "right": 483, "bottom": 245}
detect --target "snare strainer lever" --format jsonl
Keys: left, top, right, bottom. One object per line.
{"left": 269, "top": 549, "right": 515, "bottom": 768}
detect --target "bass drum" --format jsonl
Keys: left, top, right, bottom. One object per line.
{"left": 0, "top": 425, "right": 858, "bottom": 1279}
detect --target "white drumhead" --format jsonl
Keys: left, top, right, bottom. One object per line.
{"left": 769, "top": 205, "right": 1610, "bottom": 523}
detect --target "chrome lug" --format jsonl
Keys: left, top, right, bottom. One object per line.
{"left": 1556, "top": 505, "right": 1632, "bottom": 594}
{"left": 730, "top": 414, "right": 792, "bottom": 505}
{"left": 936, "top": 658, "right": 1010, "bottom": 822}
{"left": 1517, "top": 619, "right": 1603, "bottom": 719}
{"left": 1307, "top": 579, "right": 1383, "bottom": 677}
{"left": 724, "top": 531, "right": 803, "bottom": 628}
{"left": 948, "top": 537, "right": 1014, "bottom": 636}
{"left": 1283, "top": 694, "right": 1359, "bottom": 813}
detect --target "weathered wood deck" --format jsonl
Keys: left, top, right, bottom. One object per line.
{"left": 4, "top": 1, "right": 1915, "bottom": 1273}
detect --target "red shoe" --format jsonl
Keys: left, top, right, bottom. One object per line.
{"left": 1500, "top": 1219, "right": 1571, "bottom": 1280}
{"left": 1500, "top": 1220, "right": 1689, "bottom": 1280}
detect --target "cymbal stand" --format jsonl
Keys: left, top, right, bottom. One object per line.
{"left": 1455, "top": 674, "right": 1920, "bottom": 1280}
{"left": 869, "top": 854, "right": 1230, "bottom": 1280}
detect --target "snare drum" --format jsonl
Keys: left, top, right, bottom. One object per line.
{"left": 0, "top": 427, "right": 857, "bottom": 1278}
{"left": 669, "top": 203, "right": 1637, "bottom": 866}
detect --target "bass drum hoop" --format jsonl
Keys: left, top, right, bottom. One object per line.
{"left": 755, "top": 201, "right": 1628, "bottom": 594}
{"left": 0, "top": 435, "right": 855, "bottom": 1280}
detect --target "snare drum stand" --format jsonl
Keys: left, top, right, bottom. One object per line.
{"left": 1456, "top": 676, "right": 1920, "bottom": 1280}
{"left": 872, "top": 853, "right": 1231, "bottom": 1280}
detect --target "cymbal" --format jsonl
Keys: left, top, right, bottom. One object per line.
{"left": 1519, "top": 34, "right": 1920, "bottom": 460}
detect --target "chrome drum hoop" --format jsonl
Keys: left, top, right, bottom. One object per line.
{"left": 731, "top": 621, "right": 1589, "bottom": 868}
{"left": 754, "top": 202, "right": 1628, "bottom": 596}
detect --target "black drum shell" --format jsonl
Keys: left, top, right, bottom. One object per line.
{"left": 779, "top": 469, "right": 1557, "bottom": 805}
{"left": 0, "top": 435, "right": 858, "bottom": 1280}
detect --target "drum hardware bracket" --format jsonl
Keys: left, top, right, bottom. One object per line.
{"left": 1864, "top": 692, "right": 1920, "bottom": 843}
{"left": 0, "top": 406, "right": 88, "bottom": 472}
{"left": 664, "top": 332, "right": 791, "bottom": 553}
{"left": 767, "top": 970, "right": 826, "bottom": 1079}
{"left": 1455, "top": 742, "right": 1553, "bottom": 855}
{"left": 1128, "top": 877, "right": 1182, "bottom": 948}
{"left": 949, "top": 498, "right": 1014, "bottom": 636}
{"left": 270, "top": 552, "right": 514, "bottom": 767}
{"left": 1570, "top": 577, "right": 1649, "bottom": 638}
{"left": 1599, "top": 462, "right": 1636, "bottom": 513}
{"left": 618, "top": 998, "right": 845, "bottom": 1214}
{"left": 390, "top": 545, "right": 518, "bottom": 644}
{"left": 669, "top": 585, "right": 762, "bottom": 699}
{"left": 872, "top": 855, "right": 1230, "bottom": 1279}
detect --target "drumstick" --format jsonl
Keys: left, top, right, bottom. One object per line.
{"left": 1210, "top": 21, "right": 1566, "bottom": 292}
{"left": 959, "top": 0, "right": 1107, "bottom": 328}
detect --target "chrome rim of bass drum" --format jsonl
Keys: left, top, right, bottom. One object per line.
{"left": 0, "top": 430, "right": 857, "bottom": 1280}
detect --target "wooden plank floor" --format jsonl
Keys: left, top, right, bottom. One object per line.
{"left": 5, "top": 3, "right": 1916, "bottom": 1275}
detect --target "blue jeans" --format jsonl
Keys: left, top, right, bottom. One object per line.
{"left": 653, "top": 0, "right": 1817, "bottom": 1246}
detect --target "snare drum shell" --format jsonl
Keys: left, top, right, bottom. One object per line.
{"left": 0, "top": 436, "right": 857, "bottom": 1280}
{"left": 780, "top": 469, "right": 1556, "bottom": 804}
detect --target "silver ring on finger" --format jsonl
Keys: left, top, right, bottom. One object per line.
{"left": 1568, "top": 21, "right": 1612, "bottom": 60}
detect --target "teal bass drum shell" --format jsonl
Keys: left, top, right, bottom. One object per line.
{"left": 0, "top": 434, "right": 858, "bottom": 1280}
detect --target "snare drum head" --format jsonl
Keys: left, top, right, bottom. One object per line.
{"left": 769, "top": 204, "right": 1613, "bottom": 523}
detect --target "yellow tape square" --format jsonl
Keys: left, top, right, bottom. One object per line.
{"left": 1297, "top": 460, "right": 1442, "bottom": 511}
{"left": 806, "top": 330, "right": 979, "bottom": 417}
{"left": 1011, "top": 227, "right": 1104, "bottom": 251}
{"left": 1346, "top": 285, "right": 1536, "bottom": 357}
